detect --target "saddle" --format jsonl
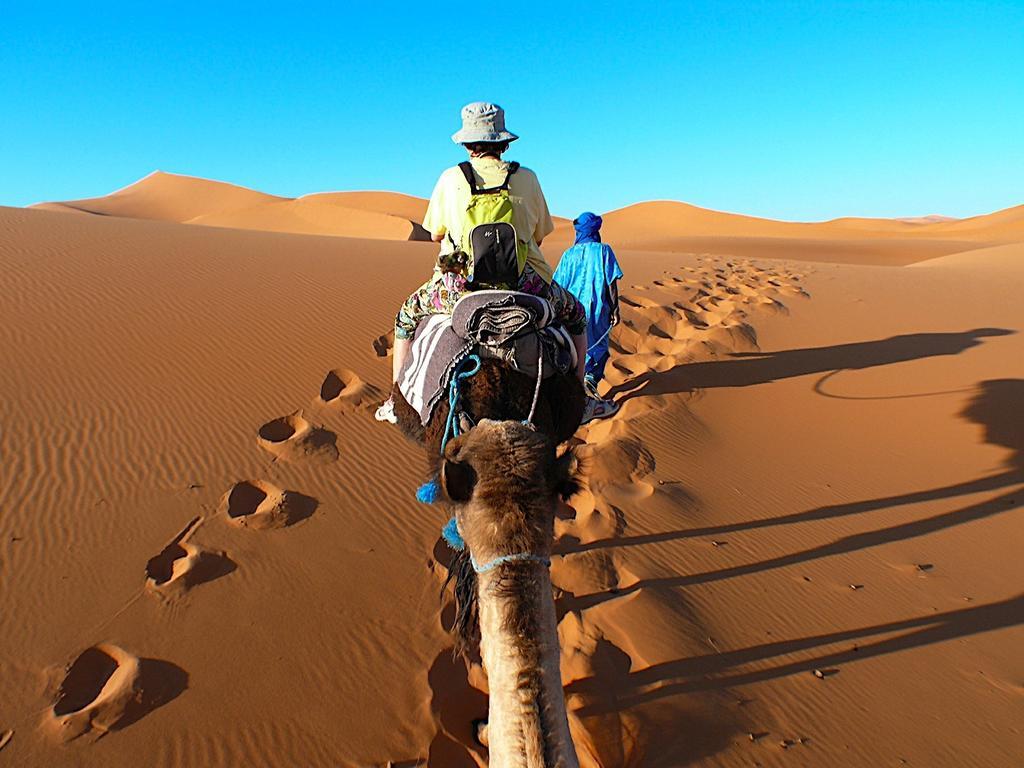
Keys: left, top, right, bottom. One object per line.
{"left": 398, "top": 290, "right": 577, "bottom": 425}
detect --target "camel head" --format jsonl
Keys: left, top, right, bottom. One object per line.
{"left": 441, "top": 419, "right": 580, "bottom": 655}
{"left": 443, "top": 419, "right": 579, "bottom": 561}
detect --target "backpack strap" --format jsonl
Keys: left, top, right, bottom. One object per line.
{"left": 457, "top": 161, "right": 521, "bottom": 195}
{"left": 498, "top": 162, "right": 520, "bottom": 191}
{"left": 457, "top": 161, "right": 479, "bottom": 194}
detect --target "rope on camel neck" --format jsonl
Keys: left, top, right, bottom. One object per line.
{"left": 472, "top": 551, "right": 551, "bottom": 574}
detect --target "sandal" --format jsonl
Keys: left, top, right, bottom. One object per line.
{"left": 580, "top": 396, "right": 620, "bottom": 425}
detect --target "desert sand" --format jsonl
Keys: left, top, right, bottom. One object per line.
{"left": 1, "top": 173, "right": 1022, "bottom": 767}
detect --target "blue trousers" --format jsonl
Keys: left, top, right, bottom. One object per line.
{"left": 585, "top": 322, "right": 611, "bottom": 384}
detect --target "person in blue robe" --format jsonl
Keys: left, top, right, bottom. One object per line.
{"left": 553, "top": 212, "right": 623, "bottom": 422}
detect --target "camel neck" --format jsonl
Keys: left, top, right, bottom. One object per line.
{"left": 476, "top": 564, "right": 579, "bottom": 768}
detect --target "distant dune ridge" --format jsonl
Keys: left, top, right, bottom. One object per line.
{"left": 34, "top": 171, "right": 1024, "bottom": 264}
{"left": 3, "top": 173, "right": 1023, "bottom": 767}
{"left": 33, "top": 171, "right": 434, "bottom": 241}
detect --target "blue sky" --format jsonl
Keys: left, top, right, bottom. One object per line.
{"left": 2, "top": 1, "right": 1022, "bottom": 220}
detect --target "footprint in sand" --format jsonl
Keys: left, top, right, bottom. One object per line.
{"left": 584, "top": 436, "right": 656, "bottom": 503}
{"left": 144, "top": 517, "right": 235, "bottom": 598}
{"left": 672, "top": 304, "right": 710, "bottom": 329}
{"left": 257, "top": 410, "right": 338, "bottom": 463}
{"left": 619, "top": 294, "right": 658, "bottom": 310}
{"left": 372, "top": 330, "right": 394, "bottom": 358}
{"left": 219, "top": 480, "right": 318, "bottom": 529}
{"left": 317, "top": 368, "right": 381, "bottom": 412}
{"left": 44, "top": 644, "right": 187, "bottom": 742}
{"left": 553, "top": 547, "right": 623, "bottom": 602}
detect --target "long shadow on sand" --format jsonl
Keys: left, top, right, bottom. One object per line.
{"left": 567, "top": 592, "right": 1024, "bottom": 715}
{"left": 608, "top": 328, "right": 1014, "bottom": 401}
{"left": 562, "top": 383, "right": 1024, "bottom": 722}
{"left": 560, "top": 379, "right": 1024, "bottom": 614}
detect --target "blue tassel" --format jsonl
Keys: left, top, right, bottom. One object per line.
{"left": 442, "top": 516, "right": 465, "bottom": 551}
{"left": 416, "top": 478, "right": 440, "bottom": 504}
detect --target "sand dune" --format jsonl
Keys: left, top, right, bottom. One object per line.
{"left": 595, "top": 199, "right": 1024, "bottom": 242}
{"left": 910, "top": 241, "right": 1024, "bottom": 270}
{"left": 188, "top": 196, "right": 429, "bottom": 240}
{"left": 896, "top": 214, "right": 957, "bottom": 224}
{"left": 42, "top": 172, "right": 1024, "bottom": 262}
{"left": 34, "top": 171, "right": 285, "bottom": 222}
{"left": 35, "top": 172, "right": 433, "bottom": 241}
{"left": 925, "top": 203, "right": 1024, "bottom": 239}
{"left": 2, "top": 187, "right": 1023, "bottom": 767}
{"left": 544, "top": 199, "right": 1023, "bottom": 265}
{"left": 303, "top": 191, "right": 429, "bottom": 222}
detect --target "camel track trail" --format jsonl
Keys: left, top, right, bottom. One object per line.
{"left": 422, "top": 254, "right": 810, "bottom": 767}
{"left": 552, "top": 255, "right": 810, "bottom": 766}
{"left": 17, "top": 357, "right": 367, "bottom": 763}
{"left": 6, "top": 220, "right": 806, "bottom": 767}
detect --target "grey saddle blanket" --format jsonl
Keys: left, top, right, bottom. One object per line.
{"left": 398, "top": 290, "right": 577, "bottom": 425}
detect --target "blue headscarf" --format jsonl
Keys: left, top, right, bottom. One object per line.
{"left": 573, "top": 212, "right": 602, "bottom": 244}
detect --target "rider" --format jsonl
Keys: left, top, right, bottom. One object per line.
{"left": 376, "top": 102, "right": 587, "bottom": 423}
{"left": 553, "top": 212, "right": 623, "bottom": 423}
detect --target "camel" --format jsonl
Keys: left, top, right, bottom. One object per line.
{"left": 393, "top": 359, "right": 585, "bottom": 768}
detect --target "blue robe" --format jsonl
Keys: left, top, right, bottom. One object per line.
{"left": 553, "top": 241, "right": 623, "bottom": 383}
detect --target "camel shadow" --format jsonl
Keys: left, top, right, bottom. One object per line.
{"left": 558, "top": 383, "right": 1024, "bottom": 758}
{"left": 568, "top": 636, "right": 739, "bottom": 765}
{"left": 560, "top": 378, "right": 1024, "bottom": 615}
{"left": 561, "top": 485, "right": 1022, "bottom": 614}
{"left": 609, "top": 328, "right": 1014, "bottom": 401}
{"left": 563, "top": 469, "right": 1022, "bottom": 561}
{"left": 425, "top": 650, "right": 488, "bottom": 768}
{"left": 568, "top": 593, "right": 1024, "bottom": 713}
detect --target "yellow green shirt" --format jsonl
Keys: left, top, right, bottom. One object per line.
{"left": 422, "top": 157, "right": 555, "bottom": 282}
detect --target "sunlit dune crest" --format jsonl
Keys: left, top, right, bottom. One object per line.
{"left": 32, "top": 171, "right": 434, "bottom": 241}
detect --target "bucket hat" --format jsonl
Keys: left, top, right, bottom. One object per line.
{"left": 451, "top": 101, "right": 519, "bottom": 144}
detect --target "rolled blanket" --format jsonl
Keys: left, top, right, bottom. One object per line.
{"left": 398, "top": 290, "right": 574, "bottom": 426}
{"left": 453, "top": 290, "right": 554, "bottom": 346}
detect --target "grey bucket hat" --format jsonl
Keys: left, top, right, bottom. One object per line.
{"left": 451, "top": 101, "right": 519, "bottom": 144}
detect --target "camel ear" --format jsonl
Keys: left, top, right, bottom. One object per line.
{"left": 551, "top": 448, "right": 582, "bottom": 501}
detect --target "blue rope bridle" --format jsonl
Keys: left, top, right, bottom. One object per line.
{"left": 420, "top": 354, "right": 483, "bottom": 548}
{"left": 442, "top": 354, "right": 482, "bottom": 453}
{"left": 419, "top": 351, "right": 553, "bottom": 574}
{"left": 471, "top": 551, "right": 552, "bottom": 574}
{"left": 416, "top": 354, "right": 482, "bottom": 507}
